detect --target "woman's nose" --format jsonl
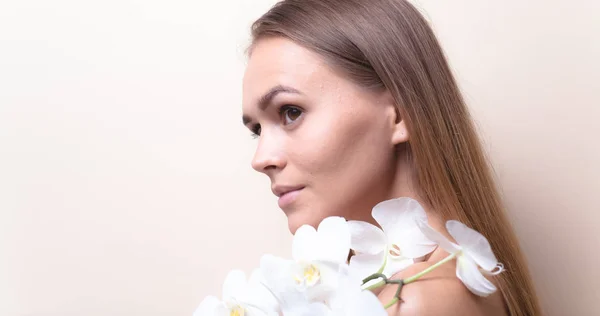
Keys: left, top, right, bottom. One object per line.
{"left": 251, "top": 133, "right": 287, "bottom": 174}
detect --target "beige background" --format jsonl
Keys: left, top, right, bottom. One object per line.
{"left": 0, "top": 0, "right": 598, "bottom": 315}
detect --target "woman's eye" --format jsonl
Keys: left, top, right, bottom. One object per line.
{"left": 281, "top": 106, "right": 303, "bottom": 125}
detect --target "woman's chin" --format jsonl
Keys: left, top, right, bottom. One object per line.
{"left": 285, "top": 210, "right": 322, "bottom": 235}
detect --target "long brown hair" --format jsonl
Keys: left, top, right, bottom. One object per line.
{"left": 248, "top": 0, "right": 541, "bottom": 315}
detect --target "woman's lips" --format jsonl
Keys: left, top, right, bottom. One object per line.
{"left": 277, "top": 187, "right": 304, "bottom": 209}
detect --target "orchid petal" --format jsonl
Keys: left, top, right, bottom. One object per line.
{"left": 347, "top": 220, "right": 387, "bottom": 254}
{"left": 246, "top": 269, "right": 279, "bottom": 313}
{"left": 391, "top": 225, "right": 437, "bottom": 259}
{"left": 345, "top": 289, "right": 387, "bottom": 316}
{"left": 193, "top": 295, "right": 221, "bottom": 316}
{"left": 302, "top": 260, "right": 340, "bottom": 302}
{"left": 348, "top": 252, "right": 385, "bottom": 282}
{"left": 259, "top": 254, "right": 294, "bottom": 295}
{"left": 446, "top": 220, "right": 498, "bottom": 271}
{"left": 293, "top": 224, "right": 319, "bottom": 262}
{"left": 278, "top": 289, "right": 312, "bottom": 316}
{"left": 336, "top": 263, "right": 363, "bottom": 292}
{"left": 416, "top": 220, "right": 460, "bottom": 254}
{"left": 286, "top": 302, "right": 332, "bottom": 316}
{"left": 330, "top": 265, "right": 387, "bottom": 316}
{"left": 382, "top": 256, "right": 414, "bottom": 278}
{"left": 329, "top": 264, "right": 362, "bottom": 310}
{"left": 244, "top": 305, "right": 277, "bottom": 316}
{"left": 222, "top": 270, "right": 246, "bottom": 301}
{"left": 456, "top": 256, "right": 497, "bottom": 297}
{"left": 306, "top": 303, "right": 333, "bottom": 316}
{"left": 372, "top": 198, "right": 428, "bottom": 234}
{"left": 316, "top": 216, "right": 351, "bottom": 263}
{"left": 260, "top": 254, "right": 309, "bottom": 314}
{"left": 482, "top": 263, "right": 505, "bottom": 276}
{"left": 214, "top": 304, "right": 229, "bottom": 316}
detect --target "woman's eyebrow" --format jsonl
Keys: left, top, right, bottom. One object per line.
{"left": 242, "top": 85, "right": 303, "bottom": 125}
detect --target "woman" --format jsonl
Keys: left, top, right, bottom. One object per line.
{"left": 241, "top": 0, "right": 541, "bottom": 315}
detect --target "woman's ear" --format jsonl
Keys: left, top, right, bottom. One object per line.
{"left": 381, "top": 90, "right": 409, "bottom": 145}
{"left": 391, "top": 111, "right": 409, "bottom": 145}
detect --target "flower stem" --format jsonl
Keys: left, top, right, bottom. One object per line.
{"left": 362, "top": 273, "right": 388, "bottom": 285}
{"left": 403, "top": 252, "right": 458, "bottom": 284}
{"left": 364, "top": 279, "right": 386, "bottom": 291}
{"left": 384, "top": 297, "right": 399, "bottom": 309}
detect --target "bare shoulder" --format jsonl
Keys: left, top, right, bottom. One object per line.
{"left": 378, "top": 261, "right": 507, "bottom": 316}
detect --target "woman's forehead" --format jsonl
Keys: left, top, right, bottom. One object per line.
{"left": 242, "top": 38, "right": 332, "bottom": 100}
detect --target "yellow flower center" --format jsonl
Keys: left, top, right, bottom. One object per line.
{"left": 229, "top": 306, "right": 245, "bottom": 316}
{"left": 294, "top": 263, "right": 321, "bottom": 287}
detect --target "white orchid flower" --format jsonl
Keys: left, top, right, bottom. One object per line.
{"left": 347, "top": 198, "right": 437, "bottom": 283}
{"left": 259, "top": 254, "right": 308, "bottom": 315}
{"left": 282, "top": 302, "right": 331, "bottom": 316}
{"left": 193, "top": 269, "right": 278, "bottom": 316}
{"left": 416, "top": 220, "right": 505, "bottom": 297}
{"left": 290, "top": 216, "right": 351, "bottom": 300}
{"left": 328, "top": 264, "right": 388, "bottom": 316}
{"left": 282, "top": 264, "right": 387, "bottom": 316}
{"left": 259, "top": 217, "right": 351, "bottom": 305}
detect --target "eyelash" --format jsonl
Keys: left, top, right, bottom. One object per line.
{"left": 250, "top": 105, "right": 303, "bottom": 138}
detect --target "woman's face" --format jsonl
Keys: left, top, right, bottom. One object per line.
{"left": 242, "top": 37, "right": 405, "bottom": 233}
